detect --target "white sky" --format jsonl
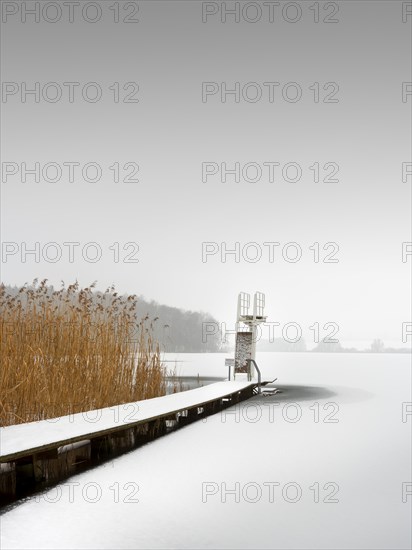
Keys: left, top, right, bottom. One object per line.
{"left": 1, "top": 0, "right": 411, "bottom": 346}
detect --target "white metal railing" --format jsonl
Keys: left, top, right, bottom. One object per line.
{"left": 237, "top": 292, "right": 250, "bottom": 319}
{"left": 253, "top": 291, "right": 265, "bottom": 318}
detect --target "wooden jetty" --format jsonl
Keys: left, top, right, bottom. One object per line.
{"left": 0, "top": 381, "right": 258, "bottom": 504}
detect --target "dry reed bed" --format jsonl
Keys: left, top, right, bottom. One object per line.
{"left": 0, "top": 280, "right": 166, "bottom": 427}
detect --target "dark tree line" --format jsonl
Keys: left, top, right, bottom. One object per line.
{"left": 1, "top": 283, "right": 222, "bottom": 353}
{"left": 135, "top": 299, "right": 222, "bottom": 352}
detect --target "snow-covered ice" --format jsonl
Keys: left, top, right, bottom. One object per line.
{"left": 1, "top": 352, "right": 411, "bottom": 549}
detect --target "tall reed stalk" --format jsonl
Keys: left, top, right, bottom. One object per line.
{"left": 0, "top": 280, "right": 166, "bottom": 426}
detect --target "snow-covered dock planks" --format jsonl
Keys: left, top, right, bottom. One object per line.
{"left": 0, "top": 381, "right": 256, "bottom": 502}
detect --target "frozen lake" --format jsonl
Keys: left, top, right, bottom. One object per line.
{"left": 1, "top": 352, "right": 411, "bottom": 549}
